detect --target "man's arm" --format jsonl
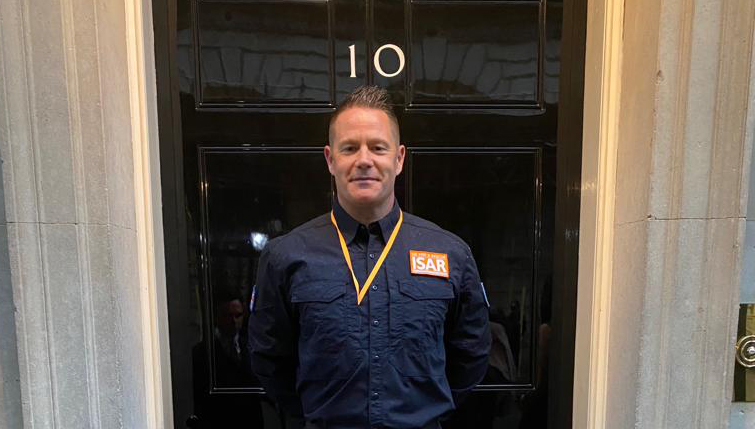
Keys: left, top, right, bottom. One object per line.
{"left": 248, "top": 243, "right": 303, "bottom": 417}
{"left": 445, "top": 246, "right": 492, "bottom": 406}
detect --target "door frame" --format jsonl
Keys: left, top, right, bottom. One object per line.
{"left": 571, "top": 0, "right": 625, "bottom": 427}
{"left": 138, "top": 0, "right": 621, "bottom": 427}
{"left": 125, "top": 0, "right": 173, "bottom": 428}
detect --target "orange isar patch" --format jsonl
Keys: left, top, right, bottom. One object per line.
{"left": 409, "top": 250, "right": 449, "bottom": 278}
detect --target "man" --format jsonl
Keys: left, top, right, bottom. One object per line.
{"left": 248, "top": 85, "right": 491, "bottom": 428}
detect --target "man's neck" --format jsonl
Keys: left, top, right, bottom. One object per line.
{"left": 337, "top": 194, "right": 395, "bottom": 225}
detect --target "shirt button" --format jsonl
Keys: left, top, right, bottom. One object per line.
{"left": 369, "top": 253, "right": 375, "bottom": 259}
{"left": 372, "top": 391, "right": 379, "bottom": 399}
{"left": 371, "top": 284, "right": 378, "bottom": 291}
{"left": 372, "top": 319, "right": 379, "bottom": 326}
{"left": 373, "top": 354, "right": 379, "bottom": 360}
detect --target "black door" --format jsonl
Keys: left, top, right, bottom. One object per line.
{"left": 153, "top": 0, "right": 585, "bottom": 427}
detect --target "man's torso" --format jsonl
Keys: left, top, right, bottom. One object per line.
{"left": 263, "top": 204, "right": 473, "bottom": 428}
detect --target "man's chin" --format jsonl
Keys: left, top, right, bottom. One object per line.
{"left": 343, "top": 191, "right": 384, "bottom": 207}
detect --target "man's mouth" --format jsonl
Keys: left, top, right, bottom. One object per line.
{"left": 350, "top": 177, "right": 379, "bottom": 182}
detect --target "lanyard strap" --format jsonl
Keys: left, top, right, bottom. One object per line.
{"left": 330, "top": 209, "right": 403, "bottom": 305}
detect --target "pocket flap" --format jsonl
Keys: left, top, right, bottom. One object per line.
{"left": 291, "top": 281, "right": 347, "bottom": 303}
{"left": 399, "top": 278, "right": 455, "bottom": 300}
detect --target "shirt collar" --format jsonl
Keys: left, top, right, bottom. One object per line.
{"left": 331, "top": 197, "right": 401, "bottom": 244}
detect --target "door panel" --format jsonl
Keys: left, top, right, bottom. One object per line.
{"left": 201, "top": 149, "right": 332, "bottom": 393}
{"left": 407, "top": 2, "right": 541, "bottom": 106}
{"left": 162, "top": 0, "right": 574, "bottom": 427}
{"left": 411, "top": 149, "right": 545, "bottom": 388}
{"left": 196, "top": 2, "right": 334, "bottom": 105}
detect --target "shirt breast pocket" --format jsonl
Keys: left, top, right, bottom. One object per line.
{"left": 389, "top": 277, "right": 455, "bottom": 377}
{"left": 291, "top": 280, "right": 354, "bottom": 354}
{"left": 391, "top": 277, "right": 455, "bottom": 349}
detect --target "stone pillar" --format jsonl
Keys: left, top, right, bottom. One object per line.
{"left": 0, "top": 0, "right": 158, "bottom": 426}
{"left": 605, "top": 0, "right": 755, "bottom": 427}
{"left": 730, "top": 126, "right": 755, "bottom": 429}
{"left": 0, "top": 163, "right": 22, "bottom": 429}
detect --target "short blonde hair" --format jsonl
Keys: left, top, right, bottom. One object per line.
{"left": 328, "top": 85, "right": 400, "bottom": 145}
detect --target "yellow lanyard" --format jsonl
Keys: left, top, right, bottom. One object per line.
{"left": 330, "top": 209, "right": 403, "bottom": 305}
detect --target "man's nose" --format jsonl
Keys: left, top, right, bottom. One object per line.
{"left": 355, "top": 146, "right": 373, "bottom": 168}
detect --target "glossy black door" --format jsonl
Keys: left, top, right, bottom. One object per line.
{"left": 154, "top": 0, "right": 583, "bottom": 427}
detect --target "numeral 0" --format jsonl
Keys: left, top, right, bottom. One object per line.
{"left": 348, "top": 44, "right": 406, "bottom": 78}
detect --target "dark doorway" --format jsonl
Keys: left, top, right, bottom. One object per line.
{"left": 152, "top": 0, "right": 586, "bottom": 427}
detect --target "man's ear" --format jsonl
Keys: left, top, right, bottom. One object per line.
{"left": 324, "top": 144, "right": 335, "bottom": 175}
{"left": 396, "top": 144, "right": 406, "bottom": 175}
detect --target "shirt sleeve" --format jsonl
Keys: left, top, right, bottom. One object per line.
{"left": 247, "top": 241, "right": 303, "bottom": 418}
{"left": 444, "top": 246, "right": 492, "bottom": 406}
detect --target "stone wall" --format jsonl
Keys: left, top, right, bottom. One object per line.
{"left": 0, "top": 0, "right": 151, "bottom": 426}
{"left": 730, "top": 30, "right": 755, "bottom": 429}
{"left": 605, "top": 0, "right": 755, "bottom": 427}
{"left": 0, "top": 157, "right": 22, "bottom": 429}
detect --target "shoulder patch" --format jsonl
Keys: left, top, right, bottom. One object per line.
{"left": 480, "top": 282, "right": 490, "bottom": 308}
{"left": 249, "top": 285, "right": 257, "bottom": 313}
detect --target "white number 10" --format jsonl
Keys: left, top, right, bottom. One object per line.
{"left": 348, "top": 43, "right": 406, "bottom": 78}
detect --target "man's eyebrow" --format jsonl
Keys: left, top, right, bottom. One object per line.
{"left": 368, "top": 138, "right": 391, "bottom": 146}
{"left": 336, "top": 139, "right": 358, "bottom": 147}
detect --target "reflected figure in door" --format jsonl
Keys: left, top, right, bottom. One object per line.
{"left": 192, "top": 291, "right": 261, "bottom": 428}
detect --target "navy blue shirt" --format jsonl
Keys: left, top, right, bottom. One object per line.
{"left": 248, "top": 198, "right": 491, "bottom": 428}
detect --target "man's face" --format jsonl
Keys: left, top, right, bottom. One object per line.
{"left": 325, "top": 107, "right": 405, "bottom": 209}
{"left": 216, "top": 299, "right": 244, "bottom": 336}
